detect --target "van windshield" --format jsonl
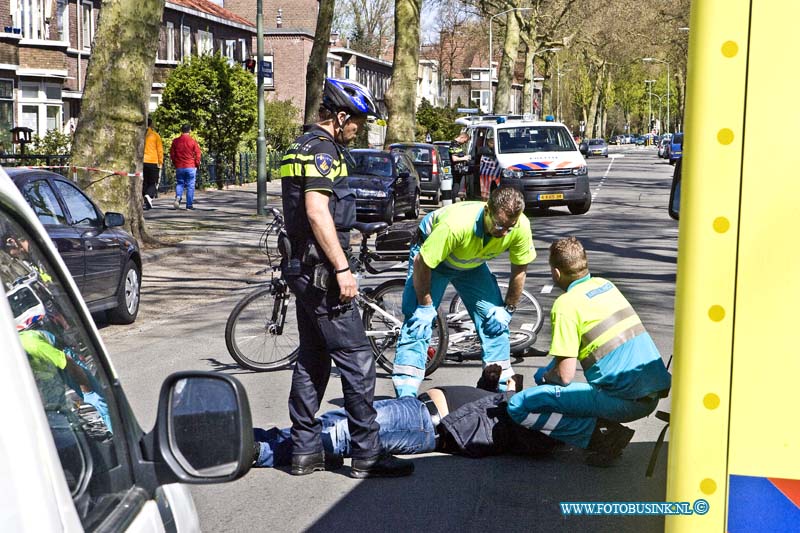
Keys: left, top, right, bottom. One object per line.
{"left": 496, "top": 126, "right": 577, "bottom": 153}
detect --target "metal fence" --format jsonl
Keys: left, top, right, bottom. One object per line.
{"left": 0, "top": 151, "right": 285, "bottom": 189}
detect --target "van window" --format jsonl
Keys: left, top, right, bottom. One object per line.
{"left": 496, "top": 125, "right": 576, "bottom": 153}
{"left": 1, "top": 212, "right": 136, "bottom": 529}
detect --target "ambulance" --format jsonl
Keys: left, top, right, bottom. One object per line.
{"left": 463, "top": 116, "right": 592, "bottom": 214}
{"left": 667, "top": 0, "right": 800, "bottom": 530}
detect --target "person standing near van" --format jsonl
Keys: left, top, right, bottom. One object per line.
{"left": 169, "top": 124, "right": 201, "bottom": 210}
{"left": 142, "top": 118, "right": 162, "bottom": 210}
{"left": 392, "top": 186, "right": 535, "bottom": 397}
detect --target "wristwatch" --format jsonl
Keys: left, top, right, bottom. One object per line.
{"left": 504, "top": 304, "right": 517, "bottom": 314}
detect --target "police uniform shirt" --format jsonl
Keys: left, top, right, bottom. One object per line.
{"left": 418, "top": 201, "right": 535, "bottom": 271}
{"left": 279, "top": 126, "right": 348, "bottom": 250}
{"left": 549, "top": 275, "right": 671, "bottom": 399}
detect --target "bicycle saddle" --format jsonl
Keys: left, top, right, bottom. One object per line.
{"left": 353, "top": 221, "right": 388, "bottom": 236}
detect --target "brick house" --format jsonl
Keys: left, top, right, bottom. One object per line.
{"left": 0, "top": 0, "right": 255, "bottom": 151}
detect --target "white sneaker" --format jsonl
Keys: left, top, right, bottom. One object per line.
{"left": 173, "top": 198, "right": 180, "bottom": 209}
{"left": 144, "top": 195, "right": 153, "bottom": 210}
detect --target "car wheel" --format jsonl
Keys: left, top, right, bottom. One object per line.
{"left": 405, "top": 191, "right": 420, "bottom": 219}
{"left": 383, "top": 197, "right": 395, "bottom": 224}
{"left": 568, "top": 196, "right": 592, "bottom": 215}
{"left": 108, "top": 259, "right": 140, "bottom": 324}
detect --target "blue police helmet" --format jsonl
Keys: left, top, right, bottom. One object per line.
{"left": 322, "top": 78, "right": 383, "bottom": 120}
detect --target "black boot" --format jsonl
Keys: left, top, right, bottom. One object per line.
{"left": 350, "top": 454, "right": 414, "bottom": 479}
{"left": 585, "top": 419, "right": 635, "bottom": 467}
{"left": 291, "top": 451, "right": 344, "bottom": 476}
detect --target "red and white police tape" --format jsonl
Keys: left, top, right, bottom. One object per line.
{"left": 13, "top": 165, "right": 142, "bottom": 177}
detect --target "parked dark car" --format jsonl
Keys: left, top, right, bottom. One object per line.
{"left": 5, "top": 168, "right": 141, "bottom": 323}
{"left": 388, "top": 142, "right": 448, "bottom": 204}
{"left": 669, "top": 132, "right": 684, "bottom": 165}
{"left": 347, "top": 149, "right": 421, "bottom": 223}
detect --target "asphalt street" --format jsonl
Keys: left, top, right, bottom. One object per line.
{"left": 100, "top": 144, "right": 678, "bottom": 532}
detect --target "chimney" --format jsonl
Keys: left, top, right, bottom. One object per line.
{"left": 276, "top": 8, "right": 283, "bottom": 28}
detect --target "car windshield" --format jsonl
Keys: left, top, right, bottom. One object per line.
{"left": 350, "top": 152, "right": 394, "bottom": 178}
{"left": 588, "top": 139, "right": 604, "bottom": 146}
{"left": 393, "top": 146, "right": 433, "bottom": 165}
{"left": 496, "top": 126, "right": 576, "bottom": 153}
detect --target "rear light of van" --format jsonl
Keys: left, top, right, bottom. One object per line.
{"left": 431, "top": 150, "right": 439, "bottom": 177}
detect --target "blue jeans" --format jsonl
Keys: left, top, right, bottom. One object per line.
{"left": 175, "top": 167, "right": 196, "bottom": 207}
{"left": 392, "top": 242, "right": 511, "bottom": 397}
{"left": 253, "top": 397, "right": 436, "bottom": 467}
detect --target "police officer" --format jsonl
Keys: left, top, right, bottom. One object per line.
{"left": 392, "top": 186, "right": 536, "bottom": 397}
{"left": 280, "top": 78, "right": 413, "bottom": 479}
{"left": 449, "top": 131, "right": 470, "bottom": 200}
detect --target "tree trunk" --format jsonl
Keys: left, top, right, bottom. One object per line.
{"left": 304, "top": 0, "right": 335, "bottom": 124}
{"left": 493, "top": 11, "right": 521, "bottom": 114}
{"left": 385, "top": 0, "right": 422, "bottom": 146}
{"left": 71, "top": 0, "right": 164, "bottom": 244}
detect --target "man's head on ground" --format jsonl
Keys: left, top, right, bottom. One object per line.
{"left": 318, "top": 78, "right": 381, "bottom": 145}
{"left": 477, "top": 365, "right": 521, "bottom": 392}
{"left": 181, "top": 124, "right": 191, "bottom": 134}
{"left": 549, "top": 236, "right": 589, "bottom": 290}
{"left": 486, "top": 186, "right": 525, "bottom": 238}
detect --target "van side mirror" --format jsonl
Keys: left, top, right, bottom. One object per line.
{"left": 669, "top": 160, "right": 681, "bottom": 220}
{"left": 579, "top": 143, "right": 589, "bottom": 155}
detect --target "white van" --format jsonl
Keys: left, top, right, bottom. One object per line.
{"left": 464, "top": 117, "right": 592, "bottom": 214}
{"left": 0, "top": 167, "right": 254, "bottom": 531}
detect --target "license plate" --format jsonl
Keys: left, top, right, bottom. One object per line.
{"left": 538, "top": 193, "right": 564, "bottom": 200}
{"left": 443, "top": 167, "right": 451, "bottom": 174}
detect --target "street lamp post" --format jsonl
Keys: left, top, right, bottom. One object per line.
{"left": 530, "top": 47, "right": 561, "bottom": 117}
{"left": 652, "top": 93, "right": 664, "bottom": 134}
{"left": 489, "top": 7, "right": 532, "bottom": 114}
{"left": 557, "top": 68, "right": 570, "bottom": 122}
{"left": 643, "top": 57, "right": 670, "bottom": 134}
{"left": 644, "top": 79, "right": 655, "bottom": 141}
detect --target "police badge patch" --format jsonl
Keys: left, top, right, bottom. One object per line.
{"left": 315, "top": 153, "right": 334, "bottom": 176}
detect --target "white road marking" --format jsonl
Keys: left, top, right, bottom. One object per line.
{"left": 591, "top": 158, "right": 615, "bottom": 200}
{"left": 541, "top": 284, "right": 553, "bottom": 294}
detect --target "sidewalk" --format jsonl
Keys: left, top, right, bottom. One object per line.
{"left": 141, "top": 180, "right": 283, "bottom": 263}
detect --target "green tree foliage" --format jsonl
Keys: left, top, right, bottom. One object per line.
{"left": 240, "top": 99, "right": 301, "bottom": 152}
{"left": 415, "top": 99, "right": 462, "bottom": 142}
{"left": 154, "top": 54, "right": 256, "bottom": 189}
{"left": 32, "top": 129, "right": 72, "bottom": 155}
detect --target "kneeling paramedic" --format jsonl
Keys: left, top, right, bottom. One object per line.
{"left": 392, "top": 186, "right": 536, "bottom": 397}
{"left": 506, "top": 237, "right": 672, "bottom": 466}
{"left": 280, "top": 78, "right": 413, "bottom": 479}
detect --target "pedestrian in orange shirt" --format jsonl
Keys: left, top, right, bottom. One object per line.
{"left": 142, "top": 118, "right": 163, "bottom": 210}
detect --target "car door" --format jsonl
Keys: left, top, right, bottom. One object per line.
{"left": 392, "top": 152, "right": 414, "bottom": 209}
{"left": 0, "top": 206, "right": 167, "bottom": 531}
{"left": 53, "top": 179, "right": 121, "bottom": 303}
{"left": 18, "top": 178, "right": 85, "bottom": 290}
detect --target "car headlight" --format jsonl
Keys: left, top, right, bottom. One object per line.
{"left": 502, "top": 168, "right": 524, "bottom": 179}
{"left": 572, "top": 165, "right": 588, "bottom": 176}
{"left": 359, "top": 189, "right": 388, "bottom": 198}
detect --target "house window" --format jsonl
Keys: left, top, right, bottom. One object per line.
{"left": 197, "top": 30, "right": 213, "bottom": 55}
{"left": 344, "top": 65, "right": 351, "bottom": 79}
{"left": 81, "top": 3, "right": 93, "bottom": 50}
{"left": 225, "top": 40, "right": 236, "bottom": 64}
{"left": 12, "top": 0, "right": 51, "bottom": 39}
{"left": 471, "top": 72, "right": 481, "bottom": 81}
{"left": 166, "top": 23, "right": 175, "bottom": 61}
{"left": 0, "top": 80, "right": 13, "bottom": 149}
{"left": 239, "top": 39, "right": 247, "bottom": 62}
{"left": 471, "top": 89, "right": 490, "bottom": 111}
{"left": 57, "top": 0, "right": 69, "bottom": 42}
{"left": 182, "top": 26, "right": 192, "bottom": 59}
{"left": 18, "top": 81, "right": 63, "bottom": 137}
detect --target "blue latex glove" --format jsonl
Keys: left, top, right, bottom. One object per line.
{"left": 406, "top": 305, "right": 437, "bottom": 340}
{"left": 534, "top": 359, "right": 556, "bottom": 385}
{"left": 483, "top": 305, "right": 512, "bottom": 336}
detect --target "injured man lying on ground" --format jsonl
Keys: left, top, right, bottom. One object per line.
{"left": 253, "top": 365, "right": 636, "bottom": 468}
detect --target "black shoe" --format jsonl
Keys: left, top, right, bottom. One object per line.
{"left": 350, "top": 454, "right": 414, "bottom": 479}
{"left": 585, "top": 421, "right": 635, "bottom": 467}
{"left": 291, "top": 452, "right": 344, "bottom": 476}
{"left": 186, "top": 205, "right": 195, "bottom": 210}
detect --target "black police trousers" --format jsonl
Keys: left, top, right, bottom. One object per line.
{"left": 286, "top": 272, "right": 381, "bottom": 460}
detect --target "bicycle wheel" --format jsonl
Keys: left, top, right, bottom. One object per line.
{"left": 448, "top": 281, "right": 543, "bottom": 351}
{"left": 225, "top": 284, "right": 298, "bottom": 371}
{"left": 362, "top": 278, "right": 448, "bottom": 377}
{"left": 447, "top": 328, "right": 536, "bottom": 360}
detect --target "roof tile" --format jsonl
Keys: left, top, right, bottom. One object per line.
{"left": 168, "top": 0, "right": 255, "bottom": 28}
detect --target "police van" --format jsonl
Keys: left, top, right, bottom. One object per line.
{"left": 0, "top": 167, "right": 254, "bottom": 531}
{"left": 463, "top": 116, "right": 592, "bottom": 215}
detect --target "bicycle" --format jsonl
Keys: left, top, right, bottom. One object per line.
{"left": 224, "top": 208, "right": 449, "bottom": 372}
